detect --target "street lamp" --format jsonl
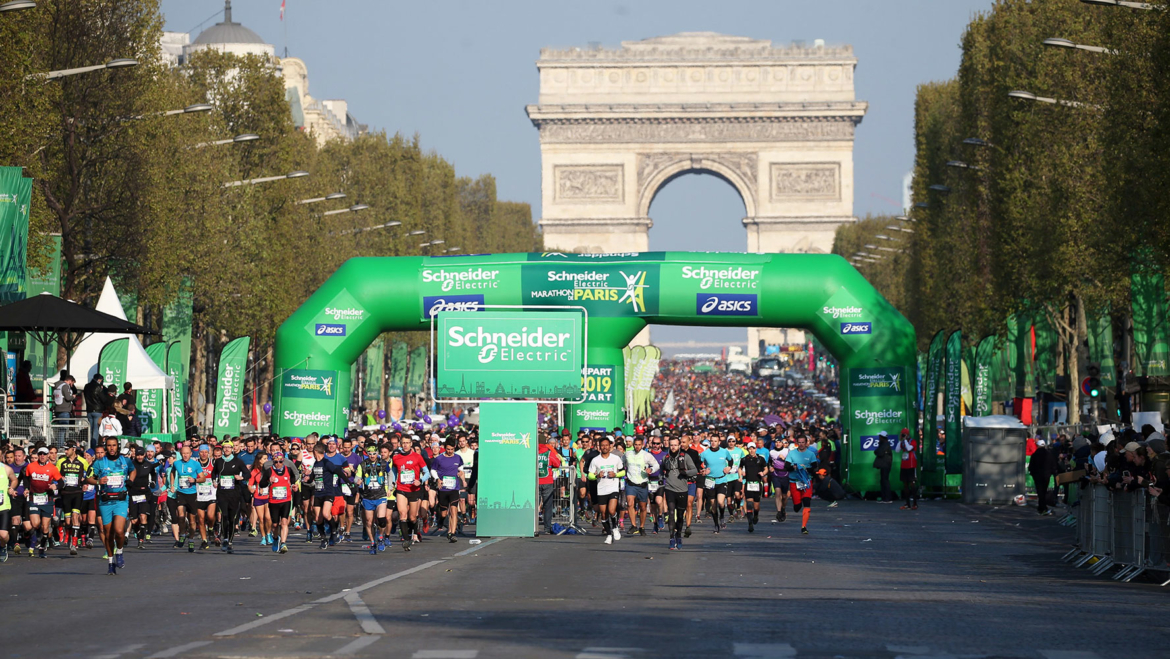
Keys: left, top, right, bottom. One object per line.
{"left": 0, "top": 1, "right": 37, "bottom": 12}
{"left": 894, "top": 215, "right": 916, "bottom": 223}
{"left": 1081, "top": 0, "right": 1155, "bottom": 9}
{"left": 963, "top": 137, "right": 994, "bottom": 148}
{"left": 328, "top": 220, "right": 402, "bottom": 237}
{"left": 26, "top": 57, "right": 138, "bottom": 81}
{"left": 1043, "top": 37, "right": 1114, "bottom": 54}
{"left": 928, "top": 184, "right": 951, "bottom": 193}
{"left": 323, "top": 203, "right": 370, "bottom": 216}
{"left": 946, "top": 160, "right": 979, "bottom": 171}
{"left": 297, "top": 192, "right": 346, "bottom": 205}
{"left": 193, "top": 133, "right": 260, "bottom": 149}
{"left": 886, "top": 225, "right": 914, "bottom": 233}
{"left": 159, "top": 103, "right": 213, "bottom": 117}
{"left": 1008, "top": 89, "right": 1092, "bottom": 109}
{"left": 222, "top": 170, "right": 309, "bottom": 188}
{"left": 445, "top": 247, "right": 462, "bottom": 253}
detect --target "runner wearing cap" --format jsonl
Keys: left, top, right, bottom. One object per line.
{"left": 740, "top": 441, "right": 769, "bottom": 533}
{"left": 127, "top": 447, "right": 156, "bottom": 550}
{"left": 22, "top": 447, "right": 62, "bottom": 558}
{"left": 88, "top": 437, "right": 135, "bottom": 574}
{"left": 264, "top": 449, "right": 297, "bottom": 553}
{"left": 356, "top": 442, "right": 393, "bottom": 553}
{"left": 193, "top": 443, "right": 217, "bottom": 551}
{"left": 322, "top": 436, "right": 349, "bottom": 546}
{"left": 212, "top": 441, "right": 249, "bottom": 554}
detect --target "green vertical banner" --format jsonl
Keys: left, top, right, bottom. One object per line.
{"left": 846, "top": 365, "right": 910, "bottom": 493}
{"left": 1034, "top": 313, "right": 1057, "bottom": 393}
{"left": 0, "top": 166, "right": 32, "bottom": 305}
{"left": 404, "top": 345, "right": 427, "bottom": 395}
{"left": 166, "top": 341, "right": 186, "bottom": 439}
{"left": 1131, "top": 270, "right": 1169, "bottom": 377}
{"left": 921, "top": 330, "right": 945, "bottom": 470}
{"left": 943, "top": 330, "right": 962, "bottom": 474}
{"left": 140, "top": 343, "right": 168, "bottom": 434}
{"left": 476, "top": 401, "right": 537, "bottom": 537}
{"left": 99, "top": 338, "right": 129, "bottom": 386}
{"left": 212, "top": 337, "right": 250, "bottom": 438}
{"left": 974, "top": 335, "right": 995, "bottom": 417}
{"left": 1087, "top": 311, "right": 1115, "bottom": 387}
{"left": 1012, "top": 314, "right": 1036, "bottom": 397}
{"left": 387, "top": 341, "right": 408, "bottom": 398}
{"left": 363, "top": 338, "right": 384, "bottom": 402}
{"left": 25, "top": 235, "right": 61, "bottom": 378}
{"left": 162, "top": 278, "right": 194, "bottom": 387}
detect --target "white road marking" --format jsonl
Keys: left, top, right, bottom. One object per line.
{"left": 314, "top": 560, "right": 448, "bottom": 602}
{"left": 1039, "top": 652, "right": 1101, "bottom": 659}
{"left": 577, "top": 648, "right": 646, "bottom": 659}
{"left": 412, "top": 651, "right": 480, "bottom": 659}
{"left": 94, "top": 643, "right": 145, "bottom": 659}
{"left": 453, "top": 537, "right": 506, "bottom": 556}
{"left": 145, "top": 641, "right": 213, "bottom": 659}
{"left": 734, "top": 643, "right": 797, "bottom": 658}
{"left": 333, "top": 635, "right": 382, "bottom": 656}
{"left": 344, "top": 592, "right": 386, "bottom": 635}
{"left": 214, "top": 604, "right": 317, "bottom": 636}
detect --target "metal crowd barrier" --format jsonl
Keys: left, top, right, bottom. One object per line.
{"left": 1062, "top": 484, "right": 1170, "bottom": 586}
{"left": 1, "top": 400, "right": 89, "bottom": 448}
{"left": 543, "top": 464, "right": 581, "bottom": 534}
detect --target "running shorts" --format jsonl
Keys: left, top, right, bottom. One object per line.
{"left": 166, "top": 495, "right": 180, "bottom": 519}
{"left": 626, "top": 483, "right": 649, "bottom": 503}
{"left": 362, "top": 497, "right": 387, "bottom": 512}
{"left": 331, "top": 495, "right": 346, "bottom": 517}
{"left": 772, "top": 475, "right": 790, "bottom": 491}
{"left": 129, "top": 493, "right": 153, "bottom": 518}
{"left": 594, "top": 492, "right": 619, "bottom": 507}
{"left": 12, "top": 495, "right": 27, "bottom": 518}
{"left": 0, "top": 510, "right": 9, "bottom": 529}
{"left": 687, "top": 482, "right": 696, "bottom": 497}
{"left": 789, "top": 482, "right": 811, "bottom": 507}
{"left": 27, "top": 495, "right": 54, "bottom": 518}
{"left": 342, "top": 488, "right": 358, "bottom": 506}
{"left": 82, "top": 497, "right": 96, "bottom": 514}
{"left": 269, "top": 501, "right": 292, "bottom": 521}
{"left": 196, "top": 498, "right": 214, "bottom": 512}
{"left": 436, "top": 490, "right": 459, "bottom": 512}
{"left": 396, "top": 489, "right": 424, "bottom": 503}
{"left": 60, "top": 492, "right": 83, "bottom": 515}
{"left": 312, "top": 493, "right": 330, "bottom": 508}
{"left": 253, "top": 497, "right": 268, "bottom": 507}
{"left": 98, "top": 500, "right": 129, "bottom": 525}
{"left": 744, "top": 481, "right": 763, "bottom": 502}
{"left": 727, "top": 481, "right": 742, "bottom": 497}
{"left": 175, "top": 492, "right": 198, "bottom": 513}
{"left": 708, "top": 483, "right": 729, "bottom": 497}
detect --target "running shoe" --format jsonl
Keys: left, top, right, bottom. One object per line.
{"left": 249, "top": 529, "right": 257, "bottom": 537}
{"left": 613, "top": 528, "right": 621, "bottom": 541}
{"left": 604, "top": 535, "right": 613, "bottom": 545}
{"left": 447, "top": 533, "right": 457, "bottom": 543}
{"left": 199, "top": 540, "right": 209, "bottom": 551}
{"left": 272, "top": 540, "right": 281, "bottom": 553}
{"left": 226, "top": 543, "right": 234, "bottom": 554}
{"left": 828, "top": 502, "right": 839, "bottom": 508}
{"left": 376, "top": 540, "right": 386, "bottom": 552}
{"left": 912, "top": 505, "right": 918, "bottom": 510}
{"left": 173, "top": 540, "right": 183, "bottom": 549}
{"left": 107, "top": 562, "right": 116, "bottom": 576}
{"left": 369, "top": 545, "right": 377, "bottom": 555}
{"left": 69, "top": 542, "right": 78, "bottom": 556}
{"left": 638, "top": 528, "right": 646, "bottom": 537}
{"left": 320, "top": 537, "right": 329, "bottom": 550}
{"left": 85, "top": 537, "right": 94, "bottom": 549}
{"left": 38, "top": 546, "right": 46, "bottom": 559}
{"left": 403, "top": 536, "right": 412, "bottom": 552}
{"left": 684, "top": 526, "right": 692, "bottom": 538}
{"left": 669, "top": 537, "right": 677, "bottom": 550}
{"left": 801, "top": 527, "right": 809, "bottom": 535}
{"left": 900, "top": 505, "right": 911, "bottom": 510}
{"left": 676, "top": 538, "right": 683, "bottom": 550}
{"left": 0, "top": 546, "right": 8, "bottom": 562}
{"left": 748, "top": 522, "right": 755, "bottom": 533}
{"left": 138, "top": 537, "right": 145, "bottom": 550}
{"left": 279, "top": 543, "right": 288, "bottom": 554}
{"left": 116, "top": 552, "right": 125, "bottom": 569}
{"left": 188, "top": 541, "right": 195, "bottom": 553}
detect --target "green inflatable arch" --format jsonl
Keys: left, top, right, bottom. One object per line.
{"left": 273, "top": 252, "right": 916, "bottom": 493}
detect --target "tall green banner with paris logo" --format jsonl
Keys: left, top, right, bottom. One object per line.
{"left": 476, "top": 401, "right": 537, "bottom": 537}
{"left": 213, "top": 337, "right": 250, "bottom": 438}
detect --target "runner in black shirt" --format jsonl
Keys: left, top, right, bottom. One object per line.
{"left": 211, "top": 441, "right": 250, "bottom": 554}
{"left": 740, "top": 443, "right": 769, "bottom": 533}
{"left": 682, "top": 435, "right": 703, "bottom": 538}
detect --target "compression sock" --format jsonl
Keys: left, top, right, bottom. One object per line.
{"left": 802, "top": 508, "right": 810, "bottom": 528}
{"left": 316, "top": 521, "right": 326, "bottom": 537}
{"left": 602, "top": 516, "right": 612, "bottom": 536}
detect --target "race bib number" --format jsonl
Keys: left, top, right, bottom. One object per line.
{"left": 442, "top": 476, "right": 457, "bottom": 490}
{"left": 106, "top": 474, "right": 125, "bottom": 490}
{"left": 648, "top": 481, "right": 660, "bottom": 493}
{"left": 259, "top": 487, "right": 270, "bottom": 498}
{"left": 64, "top": 474, "right": 79, "bottom": 488}
{"left": 314, "top": 477, "right": 325, "bottom": 489}
{"left": 32, "top": 492, "right": 49, "bottom": 506}
{"left": 179, "top": 476, "right": 193, "bottom": 489}
{"left": 132, "top": 494, "right": 147, "bottom": 503}
{"left": 196, "top": 482, "right": 215, "bottom": 501}
{"left": 340, "top": 485, "right": 352, "bottom": 496}
{"left": 272, "top": 486, "right": 288, "bottom": 500}
{"left": 746, "top": 482, "right": 760, "bottom": 492}
{"left": 399, "top": 471, "right": 415, "bottom": 485}
{"left": 220, "top": 476, "right": 235, "bottom": 489}
{"left": 704, "top": 478, "right": 715, "bottom": 489}
{"left": 0, "top": 491, "right": 5, "bottom": 505}
{"left": 83, "top": 484, "right": 94, "bottom": 493}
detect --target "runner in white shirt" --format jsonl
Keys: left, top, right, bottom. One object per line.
{"left": 623, "top": 436, "right": 659, "bottom": 537}
{"left": 588, "top": 437, "right": 626, "bottom": 545}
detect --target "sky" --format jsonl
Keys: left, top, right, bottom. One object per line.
{"left": 160, "top": 0, "right": 994, "bottom": 350}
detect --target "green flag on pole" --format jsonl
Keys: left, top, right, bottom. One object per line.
{"left": 363, "top": 338, "right": 384, "bottom": 402}
{"left": 387, "top": 341, "right": 408, "bottom": 398}
{"left": 162, "top": 277, "right": 194, "bottom": 392}
{"left": 99, "top": 338, "right": 129, "bottom": 387}
{"left": 140, "top": 343, "right": 168, "bottom": 434}
{"left": 405, "top": 345, "right": 427, "bottom": 395}
{"left": 974, "top": 335, "right": 995, "bottom": 417}
{"left": 213, "top": 337, "right": 251, "bottom": 438}
{"left": 0, "top": 166, "right": 31, "bottom": 306}
{"left": 1131, "top": 270, "right": 1169, "bottom": 377}
{"left": 25, "top": 235, "right": 61, "bottom": 378}
{"left": 1087, "top": 311, "right": 1115, "bottom": 387}
{"left": 944, "top": 330, "right": 962, "bottom": 474}
{"left": 166, "top": 341, "right": 186, "bottom": 439}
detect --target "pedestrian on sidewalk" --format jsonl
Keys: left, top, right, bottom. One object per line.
{"left": 873, "top": 430, "right": 894, "bottom": 503}
{"left": 1029, "top": 438, "right": 1056, "bottom": 516}
{"left": 536, "top": 432, "right": 562, "bottom": 536}
{"left": 898, "top": 428, "right": 918, "bottom": 510}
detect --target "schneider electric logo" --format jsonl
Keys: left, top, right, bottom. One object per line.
{"left": 324, "top": 306, "right": 364, "bottom": 321}
{"left": 315, "top": 323, "right": 346, "bottom": 336}
{"left": 696, "top": 293, "right": 758, "bottom": 316}
{"left": 576, "top": 408, "right": 611, "bottom": 422}
{"left": 681, "top": 265, "right": 759, "bottom": 290}
{"left": 282, "top": 410, "right": 331, "bottom": 428}
{"left": 822, "top": 305, "right": 864, "bottom": 319}
{"left": 854, "top": 408, "right": 905, "bottom": 425}
{"left": 424, "top": 294, "right": 484, "bottom": 317}
{"left": 447, "top": 325, "right": 574, "bottom": 365}
{"left": 422, "top": 268, "right": 500, "bottom": 292}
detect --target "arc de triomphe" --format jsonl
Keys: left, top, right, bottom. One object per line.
{"left": 526, "top": 32, "right": 867, "bottom": 353}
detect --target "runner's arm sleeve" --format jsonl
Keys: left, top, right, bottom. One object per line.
{"left": 683, "top": 455, "right": 698, "bottom": 479}
{"left": 586, "top": 457, "right": 598, "bottom": 480}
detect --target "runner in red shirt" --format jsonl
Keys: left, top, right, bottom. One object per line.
{"left": 23, "top": 448, "right": 62, "bottom": 558}
{"left": 392, "top": 435, "right": 429, "bottom": 551}
{"left": 537, "top": 433, "right": 563, "bottom": 535}
{"left": 898, "top": 428, "right": 919, "bottom": 510}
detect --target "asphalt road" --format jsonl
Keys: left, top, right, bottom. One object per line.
{"left": 2, "top": 499, "right": 1167, "bottom": 659}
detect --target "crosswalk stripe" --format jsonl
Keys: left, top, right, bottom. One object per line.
{"left": 334, "top": 636, "right": 381, "bottom": 656}
{"left": 734, "top": 643, "right": 797, "bottom": 658}
{"left": 412, "top": 651, "right": 479, "bottom": 659}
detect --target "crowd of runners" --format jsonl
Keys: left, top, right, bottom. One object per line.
{"left": 0, "top": 361, "right": 852, "bottom": 571}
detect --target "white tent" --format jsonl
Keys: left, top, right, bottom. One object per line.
{"left": 68, "top": 277, "right": 174, "bottom": 391}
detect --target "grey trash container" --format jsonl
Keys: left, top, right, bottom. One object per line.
{"left": 962, "top": 425, "right": 1027, "bottom": 504}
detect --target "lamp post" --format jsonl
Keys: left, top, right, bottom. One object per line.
{"left": 0, "top": 1, "right": 37, "bottom": 13}
{"left": 1080, "top": 0, "right": 1155, "bottom": 9}
{"left": 323, "top": 204, "right": 369, "bottom": 217}
{"left": 1008, "top": 89, "right": 1094, "bottom": 109}
{"left": 327, "top": 220, "right": 401, "bottom": 237}
{"left": 158, "top": 103, "right": 213, "bottom": 117}
{"left": 297, "top": 192, "right": 346, "bottom": 205}
{"left": 222, "top": 170, "right": 309, "bottom": 188}
{"left": 1042, "top": 37, "right": 1115, "bottom": 54}
{"left": 26, "top": 57, "right": 137, "bottom": 81}
{"left": 193, "top": 133, "right": 260, "bottom": 149}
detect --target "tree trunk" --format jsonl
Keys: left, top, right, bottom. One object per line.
{"left": 191, "top": 317, "right": 206, "bottom": 431}
{"left": 1071, "top": 296, "right": 1085, "bottom": 424}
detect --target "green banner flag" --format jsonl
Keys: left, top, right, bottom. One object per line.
{"left": 476, "top": 401, "right": 537, "bottom": 537}
{"left": 1034, "top": 313, "right": 1057, "bottom": 393}
{"left": 405, "top": 345, "right": 427, "bottom": 395}
{"left": 162, "top": 277, "right": 194, "bottom": 389}
{"left": 363, "top": 338, "right": 384, "bottom": 402}
{"left": 1131, "top": 270, "right": 1169, "bottom": 377}
{"left": 387, "top": 341, "right": 408, "bottom": 398}
{"left": 0, "top": 166, "right": 31, "bottom": 305}
{"left": 99, "top": 338, "right": 130, "bottom": 387}
{"left": 213, "top": 337, "right": 251, "bottom": 438}
{"left": 139, "top": 343, "right": 168, "bottom": 434}
{"left": 944, "top": 330, "right": 962, "bottom": 474}
{"left": 166, "top": 341, "right": 186, "bottom": 439}
{"left": 1011, "top": 314, "right": 1036, "bottom": 397}
{"left": 974, "top": 336, "right": 995, "bottom": 417}
{"left": 25, "top": 235, "right": 61, "bottom": 379}
{"left": 1087, "top": 311, "right": 1116, "bottom": 387}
